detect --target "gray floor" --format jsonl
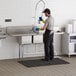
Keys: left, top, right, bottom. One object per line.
{"left": 0, "top": 56, "right": 76, "bottom": 76}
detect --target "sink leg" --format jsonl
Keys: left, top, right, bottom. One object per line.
{"left": 22, "top": 45, "right": 24, "bottom": 59}
{"left": 19, "top": 44, "right": 24, "bottom": 60}
{"left": 68, "top": 55, "right": 71, "bottom": 58}
{"left": 19, "top": 44, "right": 20, "bottom": 59}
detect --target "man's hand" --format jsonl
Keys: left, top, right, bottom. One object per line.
{"left": 42, "top": 20, "right": 45, "bottom": 23}
{"left": 39, "top": 17, "right": 45, "bottom": 23}
{"left": 35, "top": 27, "right": 44, "bottom": 31}
{"left": 39, "top": 17, "right": 43, "bottom": 21}
{"left": 40, "top": 27, "right": 44, "bottom": 30}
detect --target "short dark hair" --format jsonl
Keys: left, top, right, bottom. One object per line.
{"left": 43, "top": 8, "right": 50, "bottom": 14}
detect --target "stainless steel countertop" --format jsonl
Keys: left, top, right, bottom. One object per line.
{"left": 8, "top": 32, "right": 64, "bottom": 37}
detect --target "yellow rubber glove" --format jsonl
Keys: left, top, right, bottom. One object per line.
{"left": 42, "top": 20, "right": 45, "bottom": 23}
{"left": 39, "top": 27, "right": 44, "bottom": 30}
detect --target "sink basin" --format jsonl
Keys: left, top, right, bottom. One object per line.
{"left": 0, "top": 27, "right": 6, "bottom": 39}
{"left": 7, "top": 26, "right": 34, "bottom": 35}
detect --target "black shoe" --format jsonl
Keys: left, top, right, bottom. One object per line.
{"left": 50, "top": 57, "right": 54, "bottom": 60}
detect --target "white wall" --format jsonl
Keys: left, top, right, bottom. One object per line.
{"left": 0, "top": 0, "right": 34, "bottom": 27}
{"left": 0, "top": 0, "right": 76, "bottom": 27}
{"left": 46, "top": 0, "right": 76, "bottom": 26}
{"left": 0, "top": 0, "right": 76, "bottom": 59}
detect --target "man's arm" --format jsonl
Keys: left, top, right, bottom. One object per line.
{"left": 41, "top": 24, "right": 48, "bottom": 30}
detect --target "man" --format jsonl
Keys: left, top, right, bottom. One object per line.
{"left": 41, "top": 8, "right": 54, "bottom": 61}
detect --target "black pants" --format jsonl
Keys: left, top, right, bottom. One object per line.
{"left": 43, "top": 29, "right": 54, "bottom": 60}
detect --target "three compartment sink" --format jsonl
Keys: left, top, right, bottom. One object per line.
{"left": 6, "top": 26, "right": 45, "bottom": 36}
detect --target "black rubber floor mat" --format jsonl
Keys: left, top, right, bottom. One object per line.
{"left": 18, "top": 58, "right": 70, "bottom": 67}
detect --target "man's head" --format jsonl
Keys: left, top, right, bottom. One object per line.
{"left": 43, "top": 8, "right": 51, "bottom": 17}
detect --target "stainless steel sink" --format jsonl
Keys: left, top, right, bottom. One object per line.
{"left": 6, "top": 26, "right": 45, "bottom": 37}
{"left": 7, "top": 25, "right": 39, "bottom": 36}
{"left": 0, "top": 27, "right": 6, "bottom": 39}
{"left": 6, "top": 26, "right": 36, "bottom": 36}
